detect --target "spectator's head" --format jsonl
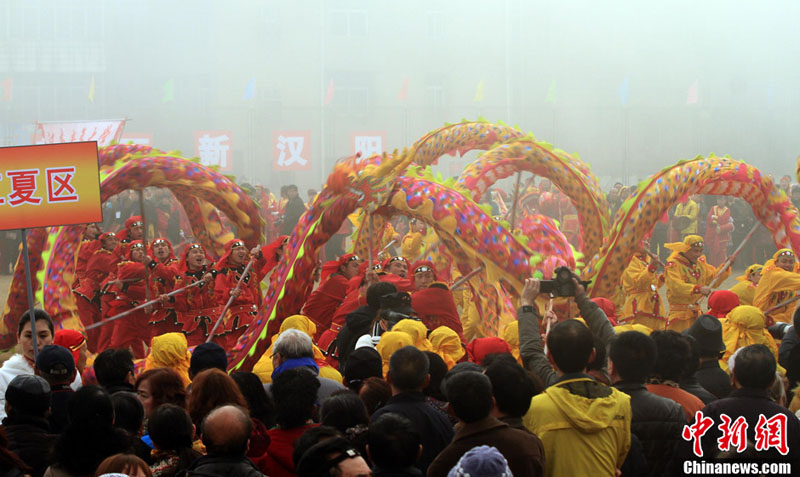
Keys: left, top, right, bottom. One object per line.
{"left": 94, "top": 348, "right": 136, "bottom": 390}
{"left": 343, "top": 347, "right": 382, "bottom": 391}
{"left": 546, "top": 320, "right": 595, "bottom": 374}
{"left": 189, "top": 342, "right": 227, "bottom": 378}
{"left": 5, "top": 375, "right": 50, "bottom": 418}
{"left": 609, "top": 331, "right": 657, "bottom": 384}
{"left": 733, "top": 344, "right": 777, "bottom": 390}
{"left": 149, "top": 404, "right": 195, "bottom": 454}
{"left": 650, "top": 330, "right": 691, "bottom": 382}
{"left": 445, "top": 371, "right": 493, "bottom": 424}
{"left": 68, "top": 385, "right": 115, "bottom": 429}
{"left": 366, "top": 281, "right": 398, "bottom": 309}
{"left": 17, "top": 309, "right": 54, "bottom": 361}
{"left": 286, "top": 184, "right": 299, "bottom": 198}
{"left": 439, "top": 362, "right": 483, "bottom": 397}
{"left": 188, "top": 369, "right": 248, "bottom": 430}
{"left": 358, "top": 377, "right": 391, "bottom": 415}
{"left": 35, "top": 344, "right": 76, "bottom": 385}
{"left": 135, "top": 368, "right": 187, "bottom": 418}
{"left": 271, "top": 367, "right": 320, "bottom": 429}
{"left": 94, "top": 453, "right": 152, "bottom": 477}
{"left": 320, "top": 390, "right": 369, "bottom": 434}
{"left": 367, "top": 413, "right": 422, "bottom": 471}
{"left": 423, "top": 351, "right": 448, "bottom": 402}
{"left": 292, "top": 426, "right": 341, "bottom": 469}
{"left": 684, "top": 314, "right": 726, "bottom": 359}
{"left": 484, "top": 360, "right": 535, "bottom": 418}
{"left": 296, "top": 437, "right": 370, "bottom": 477}
{"left": 387, "top": 346, "right": 429, "bottom": 393}
{"left": 446, "top": 445, "right": 513, "bottom": 477}
{"left": 272, "top": 329, "right": 314, "bottom": 370}
{"left": 201, "top": 405, "right": 252, "bottom": 458}
{"left": 110, "top": 392, "right": 144, "bottom": 436}
{"left": 231, "top": 371, "right": 276, "bottom": 429}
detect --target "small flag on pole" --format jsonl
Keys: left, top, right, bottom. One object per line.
{"left": 243, "top": 77, "right": 256, "bottom": 100}
{"left": 1, "top": 78, "right": 12, "bottom": 102}
{"left": 618, "top": 77, "right": 629, "bottom": 107}
{"left": 325, "top": 79, "right": 335, "bottom": 105}
{"left": 686, "top": 80, "right": 699, "bottom": 105}
{"left": 474, "top": 79, "right": 484, "bottom": 102}
{"left": 398, "top": 76, "right": 409, "bottom": 101}
{"left": 88, "top": 75, "right": 96, "bottom": 103}
{"left": 162, "top": 79, "right": 175, "bottom": 103}
{"left": 545, "top": 79, "right": 557, "bottom": 104}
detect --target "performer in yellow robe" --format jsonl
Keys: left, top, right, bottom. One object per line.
{"left": 728, "top": 264, "right": 762, "bottom": 306}
{"left": 664, "top": 235, "right": 731, "bottom": 332}
{"left": 621, "top": 241, "right": 666, "bottom": 331}
{"left": 753, "top": 249, "right": 800, "bottom": 325}
{"left": 401, "top": 219, "right": 426, "bottom": 262}
{"left": 673, "top": 197, "right": 699, "bottom": 237}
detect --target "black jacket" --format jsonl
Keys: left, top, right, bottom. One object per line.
{"left": 48, "top": 384, "right": 73, "bottom": 433}
{"left": 335, "top": 305, "right": 378, "bottom": 370}
{"left": 779, "top": 325, "right": 800, "bottom": 392}
{"left": 177, "top": 455, "right": 265, "bottom": 477}
{"left": 280, "top": 197, "right": 306, "bottom": 235}
{"left": 2, "top": 414, "right": 58, "bottom": 477}
{"left": 680, "top": 375, "right": 717, "bottom": 405}
{"left": 695, "top": 359, "right": 732, "bottom": 399}
{"left": 614, "top": 381, "right": 686, "bottom": 477}
{"left": 372, "top": 392, "right": 454, "bottom": 475}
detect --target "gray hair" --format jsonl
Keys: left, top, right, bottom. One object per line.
{"left": 273, "top": 328, "right": 314, "bottom": 359}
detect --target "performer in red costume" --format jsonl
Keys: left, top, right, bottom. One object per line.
{"left": 259, "top": 235, "right": 289, "bottom": 277}
{"left": 116, "top": 216, "right": 144, "bottom": 258}
{"left": 167, "top": 243, "right": 220, "bottom": 346}
{"left": 146, "top": 238, "right": 183, "bottom": 336}
{"left": 410, "top": 260, "right": 464, "bottom": 340}
{"left": 705, "top": 196, "right": 734, "bottom": 267}
{"left": 74, "top": 232, "right": 120, "bottom": 353}
{"left": 73, "top": 223, "right": 102, "bottom": 291}
{"left": 104, "top": 241, "right": 152, "bottom": 358}
{"left": 213, "top": 239, "right": 267, "bottom": 348}
{"left": 302, "top": 253, "right": 362, "bottom": 334}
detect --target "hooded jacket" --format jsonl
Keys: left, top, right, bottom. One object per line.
{"left": 523, "top": 374, "right": 631, "bottom": 477}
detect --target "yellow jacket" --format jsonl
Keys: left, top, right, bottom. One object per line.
{"left": 401, "top": 231, "right": 424, "bottom": 262}
{"left": 675, "top": 200, "right": 698, "bottom": 235}
{"left": 753, "top": 266, "right": 800, "bottom": 324}
{"left": 621, "top": 254, "right": 665, "bottom": 322}
{"left": 665, "top": 255, "right": 728, "bottom": 311}
{"left": 524, "top": 376, "right": 631, "bottom": 477}
{"left": 729, "top": 280, "right": 757, "bottom": 306}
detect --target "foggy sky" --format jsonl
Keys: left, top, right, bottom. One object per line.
{"left": 1, "top": 0, "right": 799, "bottom": 191}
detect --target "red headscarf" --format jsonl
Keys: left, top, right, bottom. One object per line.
{"left": 591, "top": 297, "right": 619, "bottom": 326}
{"left": 118, "top": 216, "right": 143, "bottom": 242}
{"left": 381, "top": 256, "right": 409, "bottom": 274}
{"left": 148, "top": 237, "right": 176, "bottom": 261}
{"left": 708, "top": 290, "right": 740, "bottom": 319}
{"left": 177, "top": 243, "right": 206, "bottom": 274}
{"left": 410, "top": 260, "right": 439, "bottom": 280}
{"left": 320, "top": 253, "right": 359, "bottom": 283}
{"left": 126, "top": 240, "right": 145, "bottom": 261}
{"left": 98, "top": 231, "right": 116, "bottom": 242}
{"left": 216, "top": 238, "right": 247, "bottom": 270}
{"left": 54, "top": 329, "right": 86, "bottom": 366}
{"left": 466, "top": 337, "right": 512, "bottom": 365}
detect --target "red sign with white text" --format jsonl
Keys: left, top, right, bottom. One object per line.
{"left": 273, "top": 131, "right": 312, "bottom": 171}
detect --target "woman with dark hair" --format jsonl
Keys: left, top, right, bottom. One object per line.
{"left": 187, "top": 369, "right": 269, "bottom": 460}
{"left": 320, "top": 390, "right": 369, "bottom": 457}
{"left": 94, "top": 453, "right": 152, "bottom": 477}
{"left": 0, "top": 427, "right": 29, "bottom": 477}
{"left": 110, "top": 392, "right": 152, "bottom": 464}
{"left": 231, "top": 371, "right": 276, "bottom": 429}
{"left": 357, "top": 377, "right": 391, "bottom": 415}
{"left": 147, "top": 405, "right": 201, "bottom": 477}
{"left": 45, "top": 386, "right": 130, "bottom": 477}
{"left": 135, "top": 368, "right": 187, "bottom": 418}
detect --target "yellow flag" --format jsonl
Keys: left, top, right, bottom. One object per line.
{"left": 474, "top": 79, "right": 484, "bottom": 102}
{"left": 88, "top": 75, "right": 95, "bottom": 102}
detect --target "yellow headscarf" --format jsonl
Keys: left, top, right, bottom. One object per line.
{"left": 376, "top": 331, "right": 415, "bottom": 376}
{"left": 736, "top": 264, "right": 763, "bottom": 282}
{"left": 720, "top": 305, "right": 779, "bottom": 372}
{"left": 253, "top": 315, "right": 342, "bottom": 384}
{"left": 613, "top": 323, "right": 653, "bottom": 335}
{"left": 664, "top": 235, "right": 704, "bottom": 260}
{"left": 392, "top": 319, "right": 432, "bottom": 351}
{"left": 430, "top": 326, "right": 465, "bottom": 369}
{"left": 144, "top": 333, "right": 191, "bottom": 386}
{"left": 501, "top": 321, "right": 521, "bottom": 364}
{"left": 763, "top": 249, "right": 798, "bottom": 273}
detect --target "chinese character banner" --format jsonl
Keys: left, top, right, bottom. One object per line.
{"left": 0, "top": 142, "right": 102, "bottom": 231}
{"left": 273, "top": 131, "right": 312, "bottom": 171}
{"left": 194, "top": 130, "right": 233, "bottom": 171}
{"left": 34, "top": 120, "right": 126, "bottom": 147}
{"left": 351, "top": 131, "right": 387, "bottom": 161}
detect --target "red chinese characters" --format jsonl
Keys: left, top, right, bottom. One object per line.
{"left": 755, "top": 414, "right": 789, "bottom": 455}
{"left": 717, "top": 414, "right": 748, "bottom": 453}
{"left": 682, "top": 411, "right": 714, "bottom": 458}
{"left": 6, "top": 169, "right": 42, "bottom": 206}
{"left": 0, "top": 167, "right": 79, "bottom": 206}
{"left": 46, "top": 167, "right": 78, "bottom": 202}
{"left": 682, "top": 410, "right": 790, "bottom": 458}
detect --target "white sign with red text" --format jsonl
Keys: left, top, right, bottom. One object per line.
{"left": 273, "top": 131, "right": 312, "bottom": 171}
{"left": 34, "top": 120, "right": 126, "bottom": 147}
{"left": 194, "top": 130, "right": 233, "bottom": 171}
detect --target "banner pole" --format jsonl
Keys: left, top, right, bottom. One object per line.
{"left": 20, "top": 228, "right": 39, "bottom": 361}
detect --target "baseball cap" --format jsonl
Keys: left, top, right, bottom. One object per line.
{"left": 35, "top": 344, "right": 76, "bottom": 377}
{"left": 6, "top": 375, "right": 51, "bottom": 414}
{"left": 190, "top": 342, "right": 228, "bottom": 375}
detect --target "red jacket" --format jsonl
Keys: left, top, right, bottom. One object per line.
{"left": 412, "top": 285, "right": 464, "bottom": 340}
{"left": 75, "top": 249, "right": 119, "bottom": 300}
{"left": 302, "top": 274, "right": 349, "bottom": 331}
{"left": 214, "top": 259, "right": 265, "bottom": 308}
